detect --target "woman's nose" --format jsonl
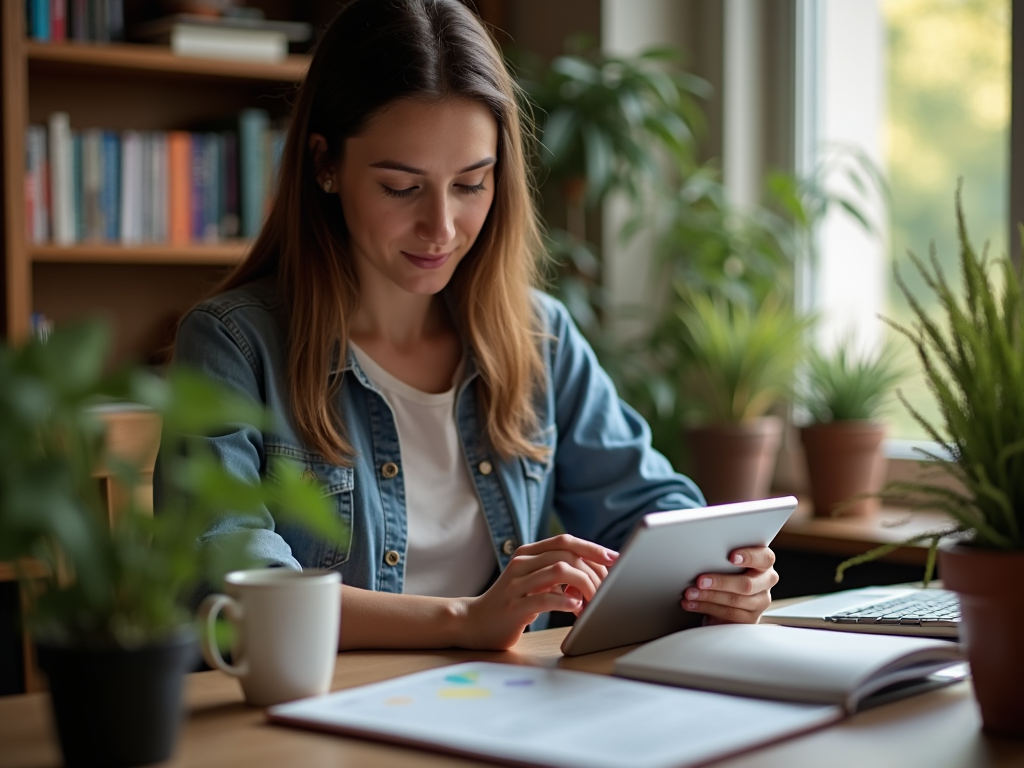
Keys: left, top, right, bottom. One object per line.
{"left": 416, "top": 192, "right": 456, "bottom": 245}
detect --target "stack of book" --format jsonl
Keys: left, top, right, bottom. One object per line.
{"left": 25, "top": 109, "right": 285, "bottom": 247}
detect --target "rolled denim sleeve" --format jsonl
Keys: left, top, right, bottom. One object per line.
{"left": 540, "top": 295, "right": 706, "bottom": 551}
{"left": 155, "top": 306, "right": 301, "bottom": 572}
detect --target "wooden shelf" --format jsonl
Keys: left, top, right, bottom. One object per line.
{"left": 25, "top": 40, "right": 309, "bottom": 82}
{"left": 774, "top": 501, "right": 952, "bottom": 566}
{"left": 31, "top": 242, "right": 250, "bottom": 265}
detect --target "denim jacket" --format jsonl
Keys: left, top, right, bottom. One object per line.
{"left": 164, "top": 277, "right": 705, "bottom": 595}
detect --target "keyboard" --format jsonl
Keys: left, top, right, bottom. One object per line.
{"left": 825, "top": 589, "right": 961, "bottom": 629}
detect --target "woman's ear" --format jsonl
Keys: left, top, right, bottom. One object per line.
{"left": 309, "top": 133, "right": 337, "bottom": 193}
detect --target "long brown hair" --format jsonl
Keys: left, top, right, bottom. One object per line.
{"left": 212, "top": 0, "right": 547, "bottom": 465}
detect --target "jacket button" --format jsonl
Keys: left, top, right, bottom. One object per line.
{"left": 478, "top": 460, "right": 493, "bottom": 476}
{"left": 381, "top": 462, "right": 400, "bottom": 479}
{"left": 385, "top": 550, "right": 401, "bottom": 566}
{"left": 502, "top": 539, "right": 516, "bottom": 556}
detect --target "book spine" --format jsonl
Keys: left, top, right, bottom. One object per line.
{"left": 100, "top": 130, "right": 120, "bottom": 242}
{"left": 203, "top": 133, "right": 222, "bottom": 242}
{"left": 238, "top": 108, "right": 269, "bottom": 238}
{"left": 152, "top": 132, "right": 169, "bottom": 242}
{"left": 29, "top": 0, "right": 50, "bottom": 42}
{"left": 72, "top": 132, "right": 83, "bottom": 242}
{"left": 48, "top": 111, "right": 74, "bottom": 245}
{"left": 119, "top": 129, "right": 141, "bottom": 245}
{"left": 190, "top": 133, "right": 204, "bottom": 242}
{"left": 82, "top": 128, "right": 103, "bottom": 241}
{"left": 106, "top": 0, "right": 123, "bottom": 41}
{"left": 220, "top": 130, "right": 239, "bottom": 239}
{"left": 50, "top": 0, "right": 66, "bottom": 41}
{"left": 168, "top": 130, "right": 191, "bottom": 245}
{"left": 25, "top": 126, "right": 47, "bottom": 243}
{"left": 90, "top": 0, "right": 108, "bottom": 43}
{"left": 139, "top": 132, "right": 152, "bottom": 242}
{"left": 70, "top": 0, "right": 88, "bottom": 41}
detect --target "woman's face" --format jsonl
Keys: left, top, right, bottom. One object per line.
{"left": 335, "top": 97, "right": 499, "bottom": 298}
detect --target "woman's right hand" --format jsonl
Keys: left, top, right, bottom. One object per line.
{"left": 456, "top": 534, "right": 618, "bottom": 650}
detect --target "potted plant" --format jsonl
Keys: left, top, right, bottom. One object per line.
{"left": 0, "top": 319, "right": 345, "bottom": 766}
{"left": 835, "top": 191, "right": 1024, "bottom": 737}
{"left": 798, "top": 338, "right": 906, "bottom": 518}
{"left": 673, "top": 293, "right": 812, "bottom": 504}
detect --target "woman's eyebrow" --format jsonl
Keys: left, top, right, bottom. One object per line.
{"left": 368, "top": 157, "right": 496, "bottom": 175}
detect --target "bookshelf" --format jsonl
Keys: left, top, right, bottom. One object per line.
{"left": 1, "top": 2, "right": 310, "bottom": 366}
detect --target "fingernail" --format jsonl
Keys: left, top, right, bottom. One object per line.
{"left": 606, "top": 549, "right": 619, "bottom": 559}
{"left": 684, "top": 602, "right": 698, "bottom": 611}
{"left": 732, "top": 553, "right": 744, "bottom": 565}
{"left": 685, "top": 588, "right": 699, "bottom": 600}
{"left": 698, "top": 577, "right": 712, "bottom": 588}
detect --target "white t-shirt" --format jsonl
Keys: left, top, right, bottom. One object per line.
{"left": 349, "top": 342, "right": 497, "bottom": 597}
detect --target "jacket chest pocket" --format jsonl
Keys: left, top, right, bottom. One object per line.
{"left": 266, "top": 443, "right": 354, "bottom": 570}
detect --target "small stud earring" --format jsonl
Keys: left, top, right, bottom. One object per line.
{"left": 322, "top": 179, "right": 333, "bottom": 193}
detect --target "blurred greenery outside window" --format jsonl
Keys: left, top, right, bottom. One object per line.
{"left": 881, "top": 0, "right": 1009, "bottom": 441}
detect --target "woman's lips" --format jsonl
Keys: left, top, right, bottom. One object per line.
{"left": 402, "top": 251, "right": 452, "bottom": 270}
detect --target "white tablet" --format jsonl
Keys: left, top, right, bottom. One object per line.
{"left": 560, "top": 496, "right": 797, "bottom": 656}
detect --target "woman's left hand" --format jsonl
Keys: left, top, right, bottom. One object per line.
{"left": 681, "top": 546, "right": 779, "bottom": 624}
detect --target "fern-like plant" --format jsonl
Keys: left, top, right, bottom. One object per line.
{"left": 801, "top": 339, "right": 907, "bottom": 423}
{"left": 836, "top": 188, "right": 1024, "bottom": 582}
{"left": 676, "top": 294, "right": 813, "bottom": 424}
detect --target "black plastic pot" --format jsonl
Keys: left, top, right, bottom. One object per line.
{"left": 36, "top": 630, "right": 198, "bottom": 767}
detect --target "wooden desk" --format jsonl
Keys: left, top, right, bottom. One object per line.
{"left": 1, "top": 627, "right": 1021, "bottom": 768}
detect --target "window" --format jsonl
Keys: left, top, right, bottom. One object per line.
{"left": 802, "top": 0, "right": 1010, "bottom": 445}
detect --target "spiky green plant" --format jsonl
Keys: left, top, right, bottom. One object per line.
{"left": 836, "top": 188, "right": 1024, "bottom": 583}
{"left": 801, "top": 339, "right": 908, "bottom": 423}
{"left": 676, "top": 294, "right": 813, "bottom": 424}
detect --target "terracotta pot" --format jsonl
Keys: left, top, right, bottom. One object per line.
{"left": 683, "top": 417, "right": 783, "bottom": 505}
{"left": 800, "top": 421, "right": 886, "bottom": 519}
{"left": 938, "top": 543, "right": 1024, "bottom": 737}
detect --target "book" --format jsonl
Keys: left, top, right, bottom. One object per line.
{"left": 612, "top": 623, "right": 966, "bottom": 714}
{"left": 238, "top": 108, "right": 269, "bottom": 238}
{"left": 25, "top": 124, "right": 49, "bottom": 244}
{"left": 269, "top": 661, "right": 841, "bottom": 768}
{"left": 48, "top": 112, "right": 74, "bottom": 245}
{"left": 131, "top": 13, "right": 312, "bottom": 63}
{"left": 168, "top": 130, "right": 191, "bottom": 245}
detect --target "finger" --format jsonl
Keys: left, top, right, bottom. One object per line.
{"left": 512, "top": 534, "right": 618, "bottom": 565}
{"left": 517, "top": 591, "right": 585, "bottom": 617}
{"left": 691, "top": 567, "right": 779, "bottom": 597}
{"left": 683, "top": 586, "right": 772, "bottom": 614}
{"left": 506, "top": 550, "right": 606, "bottom": 596}
{"left": 683, "top": 599, "right": 761, "bottom": 624}
{"left": 516, "top": 561, "right": 602, "bottom": 603}
{"left": 728, "top": 546, "right": 776, "bottom": 570}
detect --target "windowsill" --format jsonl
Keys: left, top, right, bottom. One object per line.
{"left": 774, "top": 498, "right": 953, "bottom": 566}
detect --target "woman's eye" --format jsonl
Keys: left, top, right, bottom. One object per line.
{"left": 381, "top": 185, "right": 417, "bottom": 198}
{"left": 457, "top": 182, "right": 487, "bottom": 196}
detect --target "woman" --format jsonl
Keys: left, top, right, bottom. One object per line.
{"left": 170, "top": 0, "right": 779, "bottom": 650}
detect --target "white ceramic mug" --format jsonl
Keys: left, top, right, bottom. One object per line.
{"left": 198, "top": 569, "right": 341, "bottom": 706}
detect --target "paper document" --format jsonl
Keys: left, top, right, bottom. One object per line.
{"left": 268, "top": 662, "right": 840, "bottom": 768}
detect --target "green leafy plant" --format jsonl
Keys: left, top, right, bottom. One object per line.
{"left": 801, "top": 339, "right": 907, "bottom": 423}
{"left": 836, "top": 188, "right": 1024, "bottom": 583}
{"left": 0, "top": 320, "right": 346, "bottom": 646}
{"left": 518, "top": 40, "right": 709, "bottom": 207}
{"left": 673, "top": 294, "right": 813, "bottom": 425}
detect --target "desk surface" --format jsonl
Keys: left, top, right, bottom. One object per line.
{"left": 1, "top": 627, "right": 1022, "bottom": 768}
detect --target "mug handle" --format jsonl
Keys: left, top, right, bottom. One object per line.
{"left": 197, "top": 593, "right": 250, "bottom": 678}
